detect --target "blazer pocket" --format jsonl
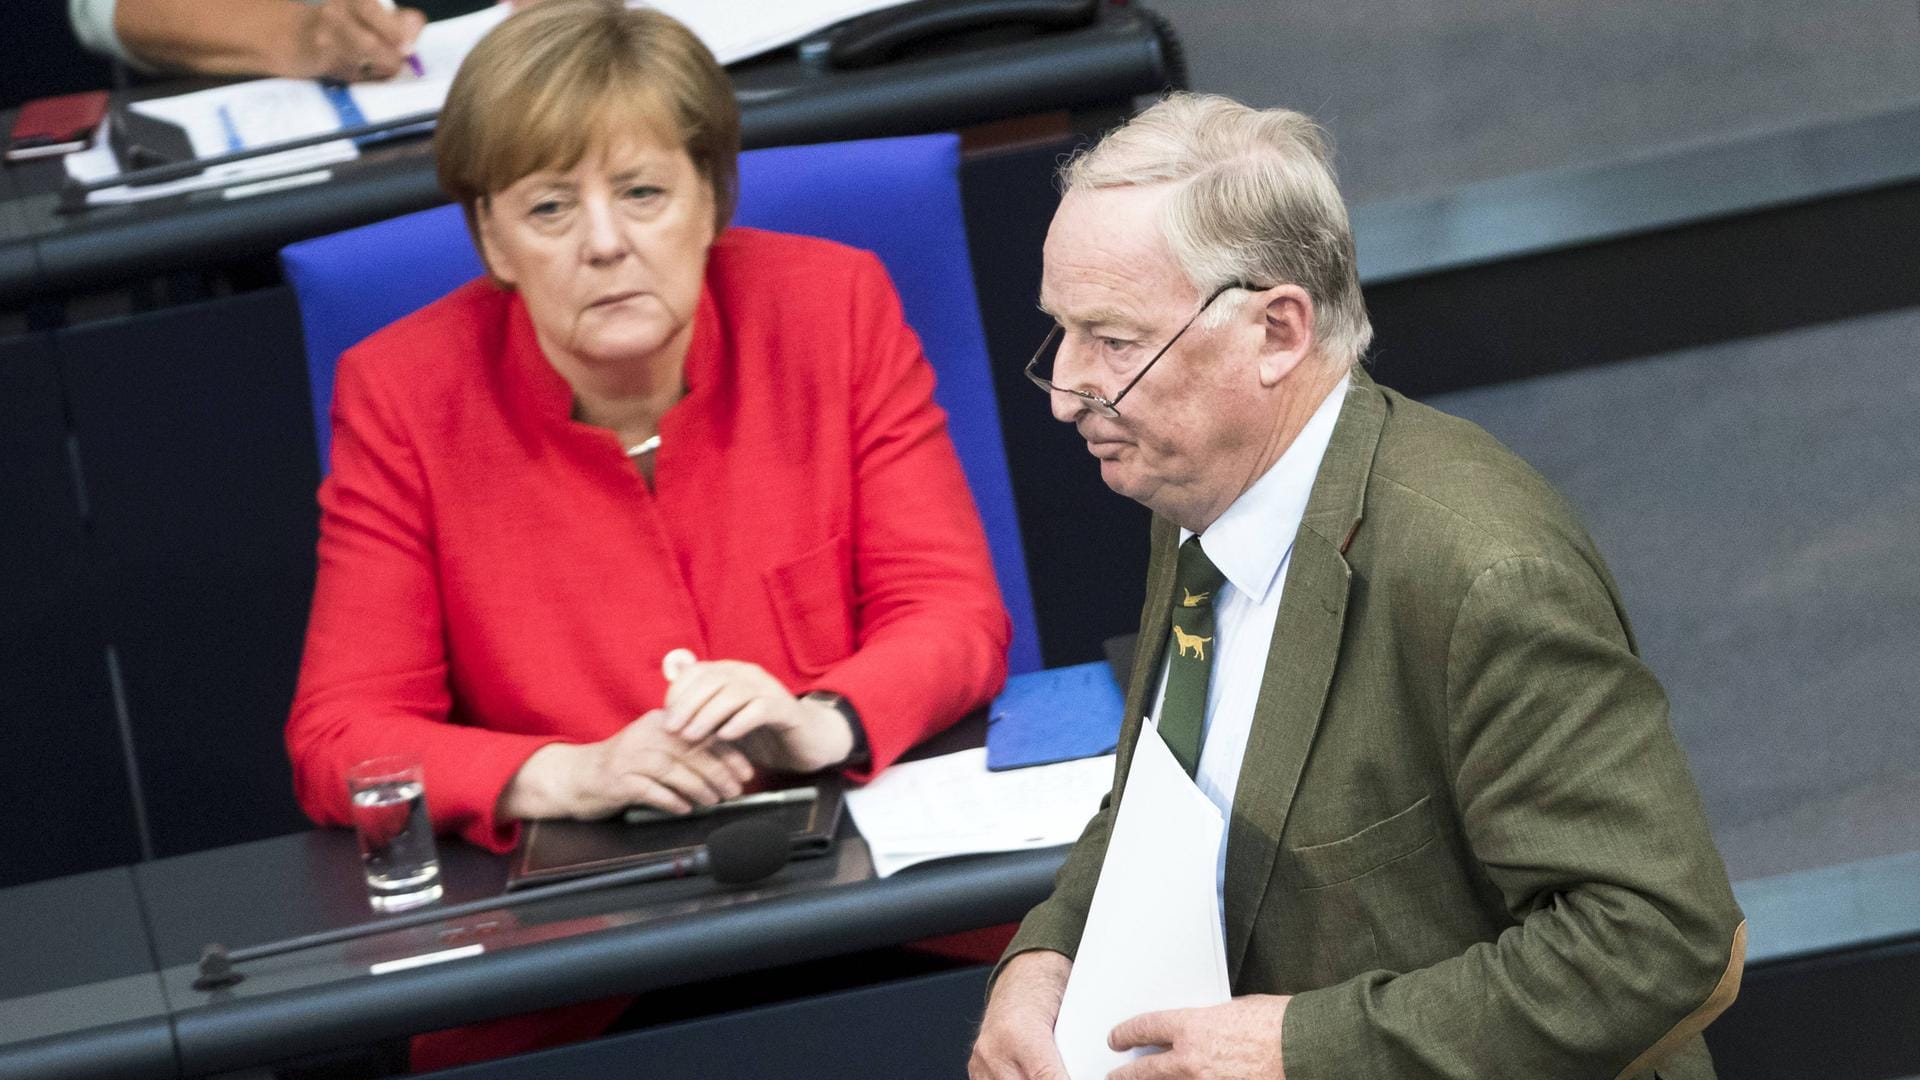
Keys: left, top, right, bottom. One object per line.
{"left": 1291, "top": 794, "right": 1438, "bottom": 889}
{"left": 762, "top": 533, "right": 856, "bottom": 676}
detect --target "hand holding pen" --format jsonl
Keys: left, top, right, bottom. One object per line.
{"left": 302, "top": 0, "right": 425, "bottom": 83}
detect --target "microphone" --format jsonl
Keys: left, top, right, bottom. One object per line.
{"left": 194, "top": 818, "right": 792, "bottom": 990}
{"left": 702, "top": 816, "right": 793, "bottom": 885}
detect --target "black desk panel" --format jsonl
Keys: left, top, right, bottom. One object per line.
{"left": 0, "top": 869, "right": 174, "bottom": 1080}
{"left": 0, "top": 165, "right": 40, "bottom": 301}
{"left": 0, "top": 332, "right": 141, "bottom": 887}
{"left": 434, "top": 965, "right": 994, "bottom": 1080}
{"left": 129, "top": 825, "right": 1060, "bottom": 1075}
{"left": 56, "top": 288, "right": 319, "bottom": 858}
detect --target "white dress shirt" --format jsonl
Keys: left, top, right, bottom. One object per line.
{"left": 69, "top": 0, "right": 130, "bottom": 65}
{"left": 1149, "top": 375, "right": 1350, "bottom": 908}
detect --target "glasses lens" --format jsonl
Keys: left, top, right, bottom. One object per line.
{"left": 1028, "top": 326, "right": 1122, "bottom": 417}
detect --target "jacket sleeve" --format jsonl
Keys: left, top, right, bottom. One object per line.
{"left": 809, "top": 253, "right": 1011, "bottom": 777}
{"left": 285, "top": 344, "right": 562, "bottom": 854}
{"left": 1281, "top": 554, "right": 1746, "bottom": 1080}
{"left": 990, "top": 784, "right": 1115, "bottom": 987}
{"left": 69, "top": 0, "right": 148, "bottom": 67}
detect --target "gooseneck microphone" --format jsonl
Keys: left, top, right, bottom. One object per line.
{"left": 194, "top": 818, "right": 792, "bottom": 991}
{"left": 701, "top": 816, "right": 793, "bottom": 885}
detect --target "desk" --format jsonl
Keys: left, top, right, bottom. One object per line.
{"left": 0, "top": 723, "right": 1072, "bottom": 1080}
{"left": 0, "top": 869, "right": 174, "bottom": 1080}
{"left": 0, "top": 835, "right": 1065, "bottom": 1079}
{"left": 8, "top": 803, "right": 1920, "bottom": 1079}
{"left": 0, "top": 164, "right": 36, "bottom": 302}
{"left": 0, "top": 7, "right": 1175, "bottom": 309}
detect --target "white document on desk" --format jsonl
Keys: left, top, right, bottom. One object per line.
{"left": 1053, "top": 721, "right": 1230, "bottom": 1080}
{"left": 645, "top": 0, "right": 916, "bottom": 64}
{"left": 843, "top": 747, "right": 1113, "bottom": 878}
{"left": 64, "top": 5, "right": 509, "bottom": 205}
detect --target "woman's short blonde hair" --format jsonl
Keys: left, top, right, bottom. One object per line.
{"left": 1062, "top": 93, "right": 1372, "bottom": 368}
{"left": 436, "top": 0, "right": 739, "bottom": 241}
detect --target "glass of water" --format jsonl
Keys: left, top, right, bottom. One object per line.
{"left": 347, "top": 755, "right": 443, "bottom": 912}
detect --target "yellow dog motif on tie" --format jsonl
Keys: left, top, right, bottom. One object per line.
{"left": 1172, "top": 624, "right": 1212, "bottom": 660}
{"left": 1182, "top": 588, "right": 1209, "bottom": 607}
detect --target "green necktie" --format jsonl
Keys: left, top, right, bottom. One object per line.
{"left": 1160, "top": 536, "right": 1226, "bottom": 776}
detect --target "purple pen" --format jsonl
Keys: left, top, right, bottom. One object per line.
{"left": 376, "top": 0, "right": 426, "bottom": 77}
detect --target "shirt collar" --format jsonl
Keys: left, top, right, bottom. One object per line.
{"left": 1182, "top": 374, "right": 1351, "bottom": 605}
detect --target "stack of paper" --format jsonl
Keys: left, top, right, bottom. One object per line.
{"left": 844, "top": 748, "right": 1114, "bottom": 878}
{"left": 66, "top": 5, "right": 509, "bottom": 205}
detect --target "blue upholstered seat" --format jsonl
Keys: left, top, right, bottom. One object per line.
{"left": 281, "top": 133, "right": 1041, "bottom": 674}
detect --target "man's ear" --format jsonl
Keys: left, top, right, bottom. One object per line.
{"left": 474, "top": 197, "right": 516, "bottom": 289}
{"left": 1256, "top": 284, "right": 1314, "bottom": 387}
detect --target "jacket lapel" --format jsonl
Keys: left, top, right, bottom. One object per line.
{"left": 1223, "top": 372, "right": 1387, "bottom": 983}
{"left": 1107, "top": 515, "right": 1181, "bottom": 810}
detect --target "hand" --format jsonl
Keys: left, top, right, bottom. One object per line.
{"left": 291, "top": 0, "right": 426, "bottom": 82}
{"left": 662, "top": 657, "right": 855, "bottom": 774}
{"left": 1105, "top": 995, "right": 1292, "bottom": 1079}
{"left": 498, "top": 709, "right": 754, "bottom": 820}
{"left": 970, "top": 950, "right": 1073, "bottom": 1079}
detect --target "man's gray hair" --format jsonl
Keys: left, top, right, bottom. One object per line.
{"left": 1061, "top": 93, "right": 1372, "bottom": 368}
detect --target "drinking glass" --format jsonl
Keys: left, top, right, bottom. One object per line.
{"left": 347, "top": 755, "right": 443, "bottom": 912}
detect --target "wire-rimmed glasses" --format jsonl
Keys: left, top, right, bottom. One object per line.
{"left": 1023, "top": 282, "right": 1259, "bottom": 418}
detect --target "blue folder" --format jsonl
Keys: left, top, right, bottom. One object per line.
{"left": 985, "top": 661, "right": 1127, "bottom": 771}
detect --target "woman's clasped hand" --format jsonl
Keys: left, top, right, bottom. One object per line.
{"left": 496, "top": 709, "right": 751, "bottom": 820}
{"left": 662, "top": 658, "right": 856, "bottom": 775}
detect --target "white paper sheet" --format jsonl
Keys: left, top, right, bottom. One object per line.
{"left": 64, "top": 112, "right": 356, "bottom": 206}
{"left": 843, "top": 748, "right": 1113, "bottom": 878}
{"left": 351, "top": 4, "right": 512, "bottom": 122}
{"left": 644, "top": 0, "right": 916, "bottom": 65}
{"left": 1053, "top": 722, "right": 1230, "bottom": 1080}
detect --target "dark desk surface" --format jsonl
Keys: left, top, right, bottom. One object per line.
{"left": 0, "top": 7, "right": 1173, "bottom": 309}
{"left": 0, "top": 163, "right": 37, "bottom": 302}
{"left": 0, "top": 869, "right": 176, "bottom": 1080}
{"left": 0, "top": 716, "right": 1073, "bottom": 1079}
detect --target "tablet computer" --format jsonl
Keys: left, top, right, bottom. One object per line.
{"left": 506, "top": 780, "right": 843, "bottom": 890}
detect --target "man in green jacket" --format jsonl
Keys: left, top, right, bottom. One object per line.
{"left": 971, "top": 92, "right": 1745, "bottom": 1080}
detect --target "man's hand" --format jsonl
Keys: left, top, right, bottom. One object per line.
{"left": 1105, "top": 995, "right": 1292, "bottom": 1079}
{"left": 970, "top": 950, "right": 1074, "bottom": 1079}
{"left": 498, "top": 709, "right": 753, "bottom": 820}
{"left": 663, "top": 658, "right": 855, "bottom": 774}
{"left": 292, "top": 0, "right": 425, "bottom": 82}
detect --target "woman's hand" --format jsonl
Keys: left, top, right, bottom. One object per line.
{"left": 498, "top": 709, "right": 754, "bottom": 821}
{"left": 662, "top": 657, "right": 856, "bottom": 774}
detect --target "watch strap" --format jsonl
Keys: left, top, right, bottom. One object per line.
{"left": 801, "top": 690, "right": 870, "bottom": 768}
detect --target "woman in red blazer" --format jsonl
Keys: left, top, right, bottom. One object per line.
{"left": 284, "top": 1, "right": 1010, "bottom": 1067}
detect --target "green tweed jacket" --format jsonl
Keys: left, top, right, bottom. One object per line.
{"left": 1004, "top": 369, "right": 1746, "bottom": 1080}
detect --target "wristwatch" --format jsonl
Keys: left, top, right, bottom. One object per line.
{"left": 800, "top": 690, "right": 870, "bottom": 768}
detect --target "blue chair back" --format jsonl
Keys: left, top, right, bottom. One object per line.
{"left": 281, "top": 134, "right": 1041, "bottom": 674}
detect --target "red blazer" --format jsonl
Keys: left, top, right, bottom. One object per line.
{"left": 287, "top": 227, "right": 1011, "bottom": 852}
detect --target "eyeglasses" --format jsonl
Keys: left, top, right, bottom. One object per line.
{"left": 1024, "top": 282, "right": 1259, "bottom": 418}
